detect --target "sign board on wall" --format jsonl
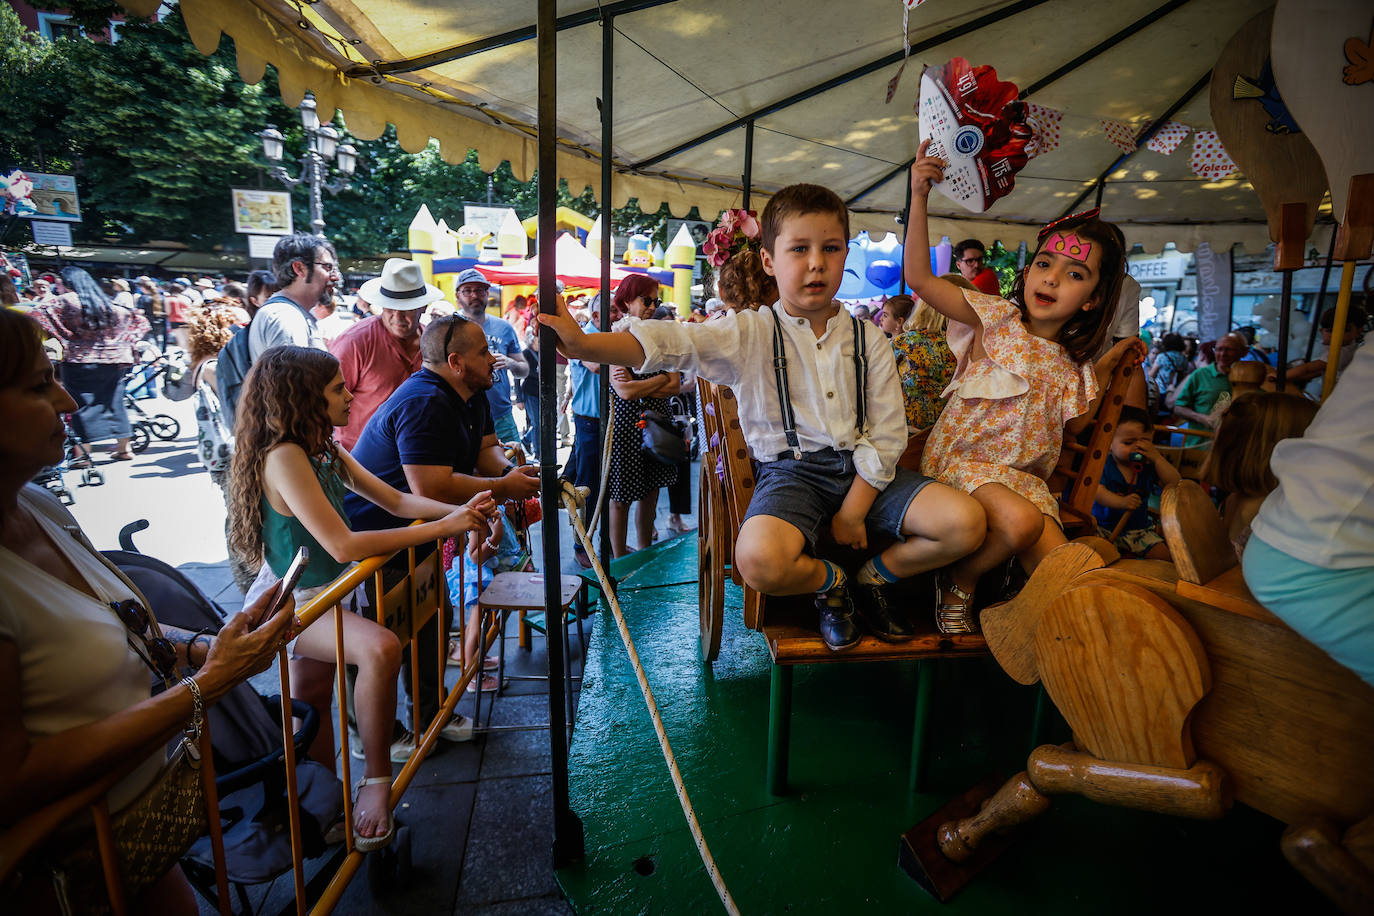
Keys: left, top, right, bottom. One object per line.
{"left": 247, "top": 234, "right": 279, "bottom": 259}
{"left": 231, "top": 189, "right": 293, "bottom": 236}
{"left": 3, "top": 171, "right": 81, "bottom": 222}
{"left": 31, "top": 220, "right": 73, "bottom": 247}
{"left": 1127, "top": 255, "right": 1187, "bottom": 283}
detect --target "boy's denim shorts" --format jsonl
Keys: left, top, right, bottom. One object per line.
{"left": 742, "top": 447, "right": 936, "bottom": 553}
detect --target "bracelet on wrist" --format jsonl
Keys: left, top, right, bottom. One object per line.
{"left": 181, "top": 675, "right": 204, "bottom": 742}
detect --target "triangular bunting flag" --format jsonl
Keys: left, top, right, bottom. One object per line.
{"left": 1145, "top": 121, "right": 1190, "bottom": 155}
{"left": 1189, "top": 130, "right": 1237, "bottom": 180}
{"left": 1024, "top": 102, "right": 1063, "bottom": 158}
{"left": 1099, "top": 118, "right": 1138, "bottom": 154}
{"left": 886, "top": 61, "right": 906, "bottom": 103}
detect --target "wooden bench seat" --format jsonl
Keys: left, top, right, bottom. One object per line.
{"left": 695, "top": 354, "right": 1136, "bottom": 794}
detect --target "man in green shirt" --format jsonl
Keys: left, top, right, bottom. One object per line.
{"left": 1172, "top": 332, "right": 1245, "bottom": 447}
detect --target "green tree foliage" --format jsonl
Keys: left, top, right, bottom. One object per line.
{"left": 1, "top": 4, "right": 710, "bottom": 258}
{"left": 0, "top": 5, "right": 76, "bottom": 176}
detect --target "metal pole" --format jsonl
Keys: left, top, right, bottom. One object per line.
{"left": 1277, "top": 268, "right": 1293, "bottom": 390}
{"left": 742, "top": 120, "right": 755, "bottom": 212}
{"left": 900, "top": 166, "right": 912, "bottom": 296}
{"left": 537, "top": 0, "right": 585, "bottom": 869}
{"left": 599, "top": 12, "right": 615, "bottom": 570}
{"left": 1305, "top": 225, "right": 1338, "bottom": 361}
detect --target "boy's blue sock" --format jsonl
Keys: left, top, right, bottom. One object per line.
{"left": 816, "top": 559, "right": 845, "bottom": 595}
{"left": 856, "top": 553, "right": 898, "bottom": 586}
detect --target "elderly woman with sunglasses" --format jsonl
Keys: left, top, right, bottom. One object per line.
{"left": 0, "top": 309, "right": 295, "bottom": 914}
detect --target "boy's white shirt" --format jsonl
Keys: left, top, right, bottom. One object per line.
{"left": 628, "top": 303, "right": 906, "bottom": 490}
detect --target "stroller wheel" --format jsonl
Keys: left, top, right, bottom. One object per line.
{"left": 149, "top": 414, "right": 181, "bottom": 440}
{"left": 130, "top": 423, "right": 151, "bottom": 453}
{"left": 366, "top": 823, "right": 411, "bottom": 894}
{"left": 82, "top": 468, "right": 105, "bottom": 487}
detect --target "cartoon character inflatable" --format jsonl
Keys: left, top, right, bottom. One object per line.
{"left": 1, "top": 170, "right": 38, "bottom": 218}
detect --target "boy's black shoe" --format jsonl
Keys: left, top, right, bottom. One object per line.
{"left": 854, "top": 580, "right": 916, "bottom": 642}
{"left": 815, "top": 583, "right": 860, "bottom": 651}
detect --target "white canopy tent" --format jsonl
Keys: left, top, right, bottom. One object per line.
{"left": 117, "top": 0, "right": 1331, "bottom": 253}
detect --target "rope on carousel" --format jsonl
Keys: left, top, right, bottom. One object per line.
{"left": 559, "top": 479, "right": 740, "bottom": 916}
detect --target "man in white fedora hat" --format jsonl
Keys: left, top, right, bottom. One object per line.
{"left": 329, "top": 257, "right": 445, "bottom": 449}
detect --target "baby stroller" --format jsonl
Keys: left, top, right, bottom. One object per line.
{"left": 33, "top": 421, "right": 105, "bottom": 505}
{"left": 106, "top": 520, "right": 343, "bottom": 915}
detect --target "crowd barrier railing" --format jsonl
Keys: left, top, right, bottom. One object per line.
{"left": 0, "top": 527, "right": 497, "bottom": 916}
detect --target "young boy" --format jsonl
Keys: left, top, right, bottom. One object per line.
{"left": 1091, "top": 405, "right": 1180, "bottom": 559}
{"left": 539, "top": 184, "right": 985, "bottom": 650}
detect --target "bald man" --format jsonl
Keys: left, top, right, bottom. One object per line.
{"left": 1172, "top": 331, "right": 1246, "bottom": 447}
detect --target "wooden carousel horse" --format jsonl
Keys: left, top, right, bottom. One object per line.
{"left": 901, "top": 480, "right": 1374, "bottom": 912}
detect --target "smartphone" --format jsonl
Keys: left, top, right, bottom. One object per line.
{"left": 260, "top": 546, "right": 309, "bottom": 626}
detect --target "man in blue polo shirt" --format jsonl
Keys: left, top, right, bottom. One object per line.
{"left": 346, "top": 314, "right": 540, "bottom": 756}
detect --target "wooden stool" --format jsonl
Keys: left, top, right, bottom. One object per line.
{"left": 475, "top": 571, "right": 587, "bottom": 731}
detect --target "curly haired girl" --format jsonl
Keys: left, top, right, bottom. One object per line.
{"left": 229, "top": 346, "right": 494, "bottom": 852}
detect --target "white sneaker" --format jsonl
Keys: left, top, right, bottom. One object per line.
{"left": 348, "top": 728, "right": 417, "bottom": 764}
{"left": 439, "top": 713, "right": 475, "bottom": 743}
{"left": 388, "top": 730, "right": 416, "bottom": 763}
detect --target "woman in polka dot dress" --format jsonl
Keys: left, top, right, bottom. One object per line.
{"left": 606, "top": 276, "right": 679, "bottom": 556}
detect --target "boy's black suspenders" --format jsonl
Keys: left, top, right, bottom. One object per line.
{"left": 768, "top": 305, "right": 868, "bottom": 460}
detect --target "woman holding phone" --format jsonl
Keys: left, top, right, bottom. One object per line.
{"left": 228, "top": 346, "right": 494, "bottom": 852}
{"left": 0, "top": 308, "right": 295, "bottom": 912}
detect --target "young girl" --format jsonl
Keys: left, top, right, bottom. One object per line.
{"left": 877, "top": 294, "right": 915, "bottom": 337}
{"left": 1200, "top": 390, "right": 1317, "bottom": 556}
{"left": 228, "top": 346, "right": 494, "bottom": 852}
{"left": 905, "top": 140, "right": 1142, "bottom": 632}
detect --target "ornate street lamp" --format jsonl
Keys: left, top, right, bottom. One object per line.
{"left": 257, "top": 93, "right": 358, "bottom": 238}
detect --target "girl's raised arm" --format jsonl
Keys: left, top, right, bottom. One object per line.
{"left": 903, "top": 139, "right": 981, "bottom": 329}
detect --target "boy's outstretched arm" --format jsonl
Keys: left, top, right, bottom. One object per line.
{"left": 903, "top": 139, "right": 980, "bottom": 329}
{"left": 537, "top": 295, "right": 647, "bottom": 368}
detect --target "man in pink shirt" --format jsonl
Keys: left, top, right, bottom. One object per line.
{"left": 330, "top": 258, "right": 444, "bottom": 449}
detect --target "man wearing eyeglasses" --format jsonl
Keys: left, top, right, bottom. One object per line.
{"left": 248, "top": 233, "right": 339, "bottom": 360}
{"left": 453, "top": 267, "right": 528, "bottom": 448}
{"left": 1173, "top": 331, "right": 1247, "bottom": 448}
{"left": 952, "top": 238, "right": 1000, "bottom": 296}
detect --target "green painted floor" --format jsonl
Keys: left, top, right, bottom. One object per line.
{"left": 555, "top": 536, "right": 1336, "bottom": 914}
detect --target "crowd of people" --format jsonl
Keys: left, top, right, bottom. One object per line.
{"left": 1, "top": 153, "right": 1370, "bottom": 910}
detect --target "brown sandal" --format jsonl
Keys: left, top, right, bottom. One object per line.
{"left": 935, "top": 570, "right": 978, "bottom": 635}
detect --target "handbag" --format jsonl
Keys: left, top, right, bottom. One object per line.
{"left": 24, "top": 508, "right": 210, "bottom": 914}
{"left": 42, "top": 737, "right": 207, "bottom": 915}
{"left": 193, "top": 360, "right": 234, "bottom": 472}
{"left": 640, "top": 408, "right": 688, "bottom": 466}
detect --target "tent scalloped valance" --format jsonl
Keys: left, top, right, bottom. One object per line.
{"left": 115, "top": 0, "right": 1328, "bottom": 254}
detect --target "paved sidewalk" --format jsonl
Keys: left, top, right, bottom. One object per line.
{"left": 59, "top": 390, "right": 693, "bottom": 914}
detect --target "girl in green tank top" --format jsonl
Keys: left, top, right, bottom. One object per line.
{"left": 228, "top": 347, "right": 495, "bottom": 854}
